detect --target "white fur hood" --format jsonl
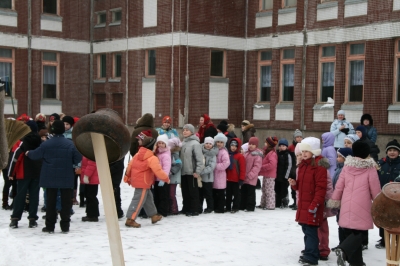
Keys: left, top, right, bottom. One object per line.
{"left": 344, "top": 156, "right": 376, "bottom": 169}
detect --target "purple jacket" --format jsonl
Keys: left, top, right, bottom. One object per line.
{"left": 321, "top": 132, "right": 337, "bottom": 179}
{"left": 213, "top": 147, "right": 230, "bottom": 189}
{"left": 155, "top": 147, "right": 171, "bottom": 181}
{"left": 243, "top": 148, "right": 263, "bottom": 186}
{"left": 328, "top": 156, "right": 381, "bottom": 230}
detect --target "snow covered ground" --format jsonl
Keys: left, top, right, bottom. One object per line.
{"left": 0, "top": 156, "right": 386, "bottom": 266}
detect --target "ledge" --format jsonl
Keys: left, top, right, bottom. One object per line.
{"left": 388, "top": 104, "right": 400, "bottom": 111}
{"left": 278, "top": 7, "right": 297, "bottom": 14}
{"left": 109, "top": 21, "right": 121, "bottom": 27}
{"left": 94, "top": 23, "right": 106, "bottom": 28}
{"left": 253, "top": 103, "right": 270, "bottom": 109}
{"left": 108, "top": 78, "right": 121, "bottom": 83}
{"left": 0, "top": 9, "right": 17, "bottom": 17}
{"left": 275, "top": 103, "right": 294, "bottom": 109}
{"left": 340, "top": 104, "right": 364, "bottom": 110}
{"left": 317, "top": 1, "right": 338, "bottom": 9}
{"left": 256, "top": 11, "right": 273, "bottom": 17}
{"left": 344, "top": 0, "right": 368, "bottom": 5}
{"left": 4, "top": 97, "right": 17, "bottom": 104}
{"left": 40, "top": 99, "right": 61, "bottom": 105}
{"left": 313, "top": 103, "right": 334, "bottom": 110}
{"left": 210, "top": 77, "right": 229, "bottom": 83}
{"left": 110, "top": 7, "right": 122, "bottom": 12}
{"left": 41, "top": 14, "right": 62, "bottom": 22}
{"left": 94, "top": 79, "right": 106, "bottom": 83}
{"left": 142, "top": 77, "right": 155, "bottom": 82}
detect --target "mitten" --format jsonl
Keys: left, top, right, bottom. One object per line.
{"left": 308, "top": 202, "right": 319, "bottom": 223}
{"left": 158, "top": 181, "right": 165, "bottom": 187}
{"left": 83, "top": 175, "right": 89, "bottom": 184}
{"left": 340, "top": 128, "right": 349, "bottom": 134}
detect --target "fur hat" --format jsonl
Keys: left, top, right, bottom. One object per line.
{"left": 361, "top": 114, "right": 373, "bottom": 126}
{"left": 214, "top": 133, "right": 228, "bottom": 145}
{"left": 299, "top": 137, "right": 321, "bottom": 156}
{"left": 241, "top": 120, "right": 250, "bottom": 126}
{"left": 217, "top": 121, "right": 228, "bottom": 132}
{"left": 337, "top": 110, "right": 345, "bottom": 116}
{"left": 26, "top": 120, "right": 38, "bottom": 133}
{"left": 248, "top": 137, "right": 259, "bottom": 147}
{"left": 266, "top": 136, "right": 278, "bottom": 148}
{"left": 136, "top": 130, "right": 152, "bottom": 140}
{"left": 293, "top": 129, "right": 303, "bottom": 139}
{"left": 51, "top": 120, "right": 65, "bottom": 135}
{"left": 352, "top": 141, "right": 370, "bottom": 159}
{"left": 162, "top": 116, "right": 171, "bottom": 124}
{"left": 35, "top": 113, "right": 46, "bottom": 122}
{"left": 337, "top": 148, "right": 353, "bottom": 158}
{"left": 183, "top": 124, "right": 195, "bottom": 134}
{"left": 241, "top": 143, "right": 249, "bottom": 153}
{"left": 386, "top": 139, "right": 400, "bottom": 153}
{"left": 204, "top": 137, "right": 214, "bottom": 145}
{"left": 278, "top": 138, "right": 289, "bottom": 147}
{"left": 168, "top": 137, "right": 182, "bottom": 149}
{"left": 344, "top": 134, "right": 359, "bottom": 144}
{"left": 62, "top": 115, "right": 75, "bottom": 127}
{"left": 156, "top": 134, "right": 169, "bottom": 147}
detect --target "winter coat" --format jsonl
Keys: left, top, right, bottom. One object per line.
{"left": 80, "top": 157, "right": 100, "bottom": 185}
{"left": 198, "top": 122, "right": 218, "bottom": 144}
{"left": 63, "top": 127, "right": 73, "bottom": 140}
{"left": 169, "top": 149, "right": 182, "bottom": 184}
{"left": 110, "top": 158, "right": 125, "bottom": 181}
{"left": 259, "top": 150, "right": 278, "bottom": 178}
{"left": 213, "top": 147, "right": 230, "bottom": 189}
{"left": 332, "top": 162, "right": 344, "bottom": 189}
{"left": 27, "top": 134, "right": 82, "bottom": 189}
{"left": 124, "top": 147, "right": 170, "bottom": 189}
{"left": 222, "top": 131, "right": 236, "bottom": 148}
{"left": 276, "top": 150, "right": 293, "bottom": 182}
{"left": 155, "top": 147, "right": 171, "bottom": 181}
{"left": 321, "top": 132, "right": 337, "bottom": 178}
{"left": 291, "top": 155, "right": 327, "bottom": 226}
{"left": 200, "top": 145, "right": 218, "bottom": 183}
{"left": 360, "top": 114, "right": 377, "bottom": 143}
{"left": 243, "top": 148, "right": 263, "bottom": 186}
{"left": 156, "top": 126, "right": 179, "bottom": 139}
{"left": 241, "top": 124, "right": 256, "bottom": 144}
{"left": 327, "top": 156, "right": 381, "bottom": 230}
{"left": 129, "top": 113, "right": 159, "bottom": 156}
{"left": 358, "top": 137, "right": 380, "bottom": 162}
{"left": 226, "top": 138, "right": 246, "bottom": 183}
{"left": 378, "top": 156, "right": 400, "bottom": 188}
{"left": 180, "top": 134, "right": 204, "bottom": 176}
{"left": 330, "top": 119, "right": 355, "bottom": 148}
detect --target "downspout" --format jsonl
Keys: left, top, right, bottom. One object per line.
{"left": 300, "top": 0, "right": 308, "bottom": 131}
{"left": 89, "top": 0, "right": 94, "bottom": 113}
{"left": 125, "top": 0, "right": 129, "bottom": 124}
{"left": 27, "top": 0, "right": 32, "bottom": 116}
{"left": 243, "top": 0, "right": 248, "bottom": 120}
{"left": 184, "top": 0, "right": 189, "bottom": 124}
{"left": 170, "top": 0, "right": 174, "bottom": 119}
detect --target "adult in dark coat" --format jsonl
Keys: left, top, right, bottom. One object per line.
{"left": 355, "top": 125, "right": 380, "bottom": 162}
{"left": 241, "top": 120, "right": 256, "bottom": 144}
{"left": 26, "top": 120, "right": 82, "bottom": 233}
{"left": 197, "top": 114, "right": 218, "bottom": 144}
{"left": 360, "top": 114, "right": 377, "bottom": 143}
{"left": 110, "top": 158, "right": 125, "bottom": 218}
{"left": 129, "top": 113, "right": 159, "bottom": 156}
{"left": 217, "top": 120, "right": 236, "bottom": 148}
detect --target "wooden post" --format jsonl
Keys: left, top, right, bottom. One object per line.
{"left": 91, "top": 133, "right": 125, "bottom": 266}
{"left": 385, "top": 230, "right": 400, "bottom": 266}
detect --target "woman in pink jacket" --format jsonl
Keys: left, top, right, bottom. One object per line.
{"left": 257, "top": 136, "right": 278, "bottom": 210}
{"left": 240, "top": 137, "right": 263, "bottom": 212}
{"left": 80, "top": 156, "right": 100, "bottom": 222}
{"left": 212, "top": 133, "right": 230, "bottom": 213}
{"left": 327, "top": 141, "right": 381, "bottom": 266}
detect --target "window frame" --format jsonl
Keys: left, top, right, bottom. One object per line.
{"left": 257, "top": 50, "right": 272, "bottom": 102}
{"left": 111, "top": 8, "right": 122, "bottom": 24}
{"left": 210, "top": 49, "right": 226, "bottom": 78}
{"left": 145, "top": 49, "right": 156, "bottom": 77}
{"left": 280, "top": 48, "right": 296, "bottom": 102}
{"left": 42, "top": 0, "right": 59, "bottom": 16}
{"left": 394, "top": 39, "right": 400, "bottom": 103}
{"left": 282, "top": 0, "right": 297, "bottom": 8}
{"left": 42, "top": 51, "right": 59, "bottom": 100}
{"left": 0, "top": 47, "right": 15, "bottom": 97}
{"left": 113, "top": 53, "right": 122, "bottom": 79}
{"left": 259, "top": 0, "right": 273, "bottom": 11}
{"left": 0, "top": 0, "right": 15, "bottom": 10}
{"left": 96, "top": 11, "right": 107, "bottom": 26}
{"left": 345, "top": 42, "right": 365, "bottom": 103}
{"left": 97, "top": 54, "right": 107, "bottom": 79}
{"left": 318, "top": 45, "right": 336, "bottom": 103}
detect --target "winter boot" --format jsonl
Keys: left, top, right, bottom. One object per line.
{"left": 2, "top": 192, "right": 10, "bottom": 210}
{"left": 9, "top": 218, "right": 18, "bottom": 228}
{"left": 42, "top": 227, "right": 54, "bottom": 234}
{"left": 125, "top": 218, "right": 141, "bottom": 228}
{"left": 82, "top": 216, "right": 99, "bottom": 222}
{"left": 151, "top": 214, "right": 163, "bottom": 224}
{"left": 335, "top": 248, "right": 347, "bottom": 266}
{"left": 29, "top": 219, "right": 38, "bottom": 228}
{"left": 79, "top": 194, "right": 86, "bottom": 208}
{"left": 72, "top": 189, "right": 79, "bottom": 205}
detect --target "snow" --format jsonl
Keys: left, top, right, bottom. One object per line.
{"left": 0, "top": 155, "right": 386, "bottom": 266}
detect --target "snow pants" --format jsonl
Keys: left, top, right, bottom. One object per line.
{"left": 260, "top": 177, "right": 275, "bottom": 209}
{"left": 126, "top": 188, "right": 157, "bottom": 220}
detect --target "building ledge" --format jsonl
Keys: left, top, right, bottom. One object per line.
{"left": 94, "top": 79, "right": 106, "bottom": 83}
{"left": 253, "top": 103, "right": 270, "bottom": 109}
{"left": 278, "top": 7, "right": 297, "bottom": 14}
{"left": 317, "top": 1, "right": 338, "bottom": 9}
{"left": 345, "top": 0, "right": 368, "bottom": 5}
{"left": 109, "top": 78, "right": 121, "bottom": 83}
{"left": 340, "top": 103, "right": 364, "bottom": 110}
{"left": 0, "top": 9, "right": 17, "bottom": 17}
{"left": 388, "top": 104, "right": 400, "bottom": 111}
{"left": 256, "top": 11, "right": 272, "bottom": 17}
{"left": 94, "top": 23, "right": 106, "bottom": 28}
{"left": 41, "top": 14, "right": 62, "bottom": 22}
{"left": 276, "top": 103, "right": 294, "bottom": 109}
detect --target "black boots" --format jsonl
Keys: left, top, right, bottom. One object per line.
{"left": 9, "top": 218, "right": 18, "bottom": 228}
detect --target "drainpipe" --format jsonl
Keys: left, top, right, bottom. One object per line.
{"left": 89, "top": 0, "right": 94, "bottom": 113}
{"left": 243, "top": 0, "right": 248, "bottom": 121}
{"left": 125, "top": 0, "right": 129, "bottom": 124}
{"left": 27, "top": 0, "right": 32, "bottom": 116}
{"left": 184, "top": 0, "right": 189, "bottom": 124}
{"left": 300, "top": 0, "right": 308, "bottom": 131}
{"left": 170, "top": 0, "right": 174, "bottom": 119}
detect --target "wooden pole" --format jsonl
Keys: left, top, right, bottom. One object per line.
{"left": 91, "top": 133, "right": 125, "bottom": 266}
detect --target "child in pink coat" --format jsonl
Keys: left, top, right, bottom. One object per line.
{"left": 80, "top": 156, "right": 100, "bottom": 222}
{"left": 212, "top": 133, "right": 230, "bottom": 213}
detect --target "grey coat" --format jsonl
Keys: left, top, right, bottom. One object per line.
{"left": 169, "top": 151, "right": 182, "bottom": 184}
{"left": 180, "top": 135, "right": 204, "bottom": 176}
{"left": 200, "top": 144, "right": 218, "bottom": 183}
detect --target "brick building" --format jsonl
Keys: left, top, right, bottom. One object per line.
{"left": 0, "top": 0, "right": 399, "bottom": 144}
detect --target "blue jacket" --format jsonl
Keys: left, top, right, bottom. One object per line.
{"left": 378, "top": 156, "right": 400, "bottom": 188}
{"left": 330, "top": 119, "right": 355, "bottom": 148}
{"left": 27, "top": 134, "right": 82, "bottom": 189}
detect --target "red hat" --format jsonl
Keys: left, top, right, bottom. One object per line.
{"left": 136, "top": 129, "right": 152, "bottom": 140}
{"left": 17, "top": 113, "right": 30, "bottom": 122}
{"left": 202, "top": 114, "right": 210, "bottom": 124}
{"left": 73, "top": 117, "right": 80, "bottom": 124}
{"left": 162, "top": 116, "right": 171, "bottom": 124}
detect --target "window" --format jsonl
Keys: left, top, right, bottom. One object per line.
{"left": 43, "top": 0, "right": 57, "bottom": 15}
{"left": 112, "top": 93, "right": 123, "bottom": 117}
{"left": 0, "top": 48, "right": 13, "bottom": 97}
{"left": 260, "top": 0, "right": 273, "bottom": 11}
{"left": 394, "top": 40, "right": 400, "bottom": 102}
{"left": 97, "top": 12, "right": 106, "bottom": 25}
{"left": 113, "top": 53, "right": 122, "bottom": 78}
{"left": 283, "top": 0, "right": 297, "bottom": 8}
{"left": 210, "top": 50, "right": 225, "bottom": 77}
{"left": 346, "top": 43, "right": 365, "bottom": 102}
{"left": 258, "top": 51, "right": 272, "bottom": 102}
{"left": 280, "top": 48, "right": 295, "bottom": 102}
{"left": 0, "top": 0, "right": 12, "bottom": 9}
{"left": 95, "top": 94, "right": 106, "bottom": 110}
{"left": 112, "top": 9, "right": 122, "bottom": 23}
{"left": 319, "top": 46, "right": 336, "bottom": 102}
{"left": 98, "top": 54, "right": 106, "bottom": 79}
{"left": 146, "top": 50, "right": 156, "bottom": 76}
{"left": 42, "top": 52, "right": 58, "bottom": 99}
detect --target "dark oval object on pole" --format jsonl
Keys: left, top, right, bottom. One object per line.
{"left": 72, "top": 108, "right": 130, "bottom": 164}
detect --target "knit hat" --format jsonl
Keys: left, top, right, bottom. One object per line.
{"left": 355, "top": 125, "right": 367, "bottom": 139}
{"left": 168, "top": 137, "right": 182, "bottom": 149}
{"left": 386, "top": 139, "right": 400, "bottom": 153}
{"left": 183, "top": 124, "right": 195, "bottom": 134}
{"left": 230, "top": 140, "right": 238, "bottom": 147}
{"left": 162, "top": 116, "right": 171, "bottom": 124}
{"left": 352, "top": 141, "right": 370, "bottom": 159}
{"left": 248, "top": 137, "right": 259, "bottom": 147}
{"left": 156, "top": 134, "right": 169, "bottom": 147}
{"left": 241, "top": 120, "right": 250, "bottom": 126}
{"left": 51, "top": 120, "right": 65, "bottom": 135}
{"left": 35, "top": 113, "right": 46, "bottom": 122}
{"left": 337, "top": 110, "right": 345, "bottom": 116}
{"left": 293, "top": 129, "right": 303, "bottom": 139}
{"left": 217, "top": 121, "right": 228, "bottom": 132}
{"left": 136, "top": 130, "right": 152, "bottom": 140}
{"left": 17, "top": 113, "right": 30, "bottom": 122}
{"left": 62, "top": 115, "right": 75, "bottom": 127}
{"left": 299, "top": 137, "right": 321, "bottom": 156}
{"left": 337, "top": 148, "right": 353, "bottom": 159}
{"left": 26, "top": 120, "right": 38, "bottom": 133}
{"left": 278, "top": 138, "right": 289, "bottom": 147}
{"left": 204, "top": 137, "right": 215, "bottom": 145}
{"left": 214, "top": 133, "right": 228, "bottom": 145}
{"left": 241, "top": 143, "right": 249, "bottom": 153}
{"left": 344, "top": 134, "right": 359, "bottom": 144}
{"left": 49, "top": 113, "right": 60, "bottom": 122}
{"left": 266, "top": 136, "right": 278, "bottom": 148}
{"left": 142, "top": 137, "right": 156, "bottom": 150}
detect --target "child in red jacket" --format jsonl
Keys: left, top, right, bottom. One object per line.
{"left": 225, "top": 138, "right": 246, "bottom": 213}
{"left": 80, "top": 156, "right": 100, "bottom": 222}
